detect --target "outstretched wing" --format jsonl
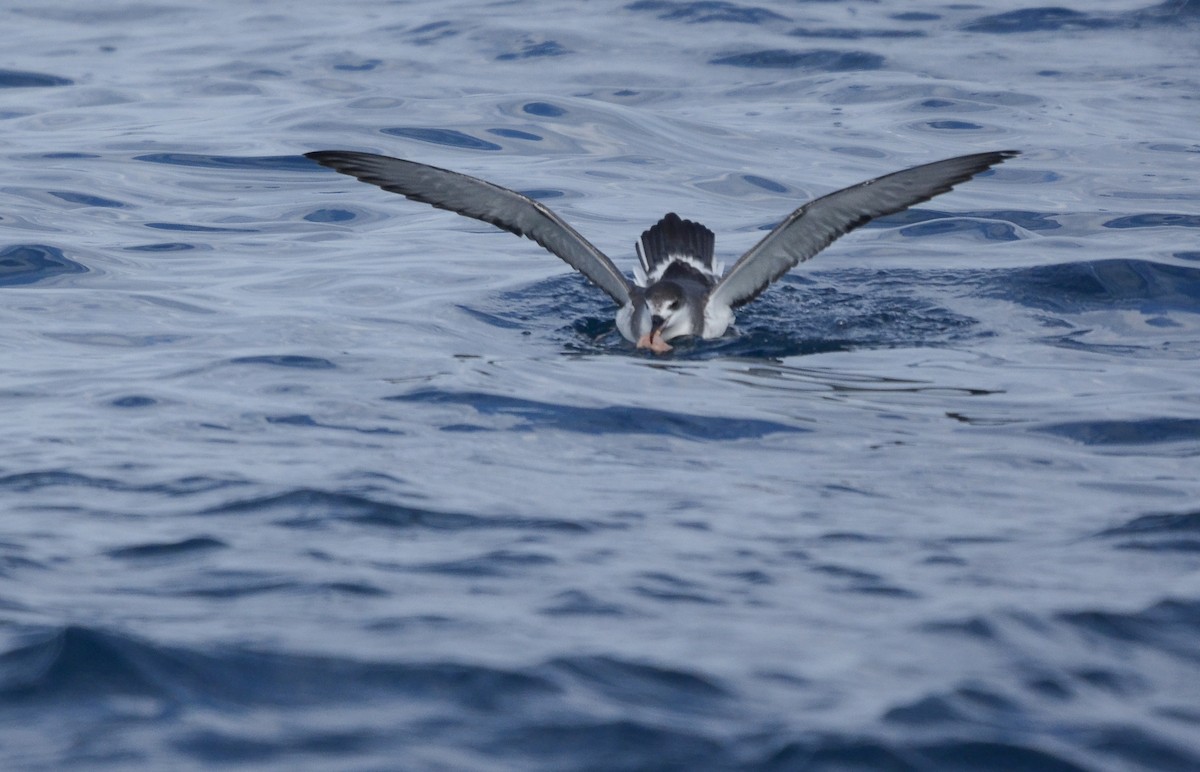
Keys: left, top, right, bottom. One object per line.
{"left": 305, "top": 151, "right": 632, "bottom": 305}
{"left": 707, "top": 150, "right": 1019, "bottom": 310}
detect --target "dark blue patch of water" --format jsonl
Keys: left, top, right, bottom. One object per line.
{"left": 1038, "top": 418, "right": 1200, "bottom": 446}
{"left": 228, "top": 355, "right": 337, "bottom": 369}
{"left": 789, "top": 27, "right": 924, "bottom": 39}
{"left": 144, "top": 223, "right": 255, "bottom": 232}
{"left": 518, "top": 189, "right": 564, "bottom": 200}
{"left": 1103, "top": 213, "right": 1200, "bottom": 230}
{"left": 523, "top": 101, "right": 566, "bottom": 117}
{"left": 626, "top": 0, "right": 788, "bottom": 25}
{"left": 124, "top": 243, "right": 195, "bottom": 252}
{"left": 48, "top": 191, "right": 129, "bottom": 208}
{"left": 985, "top": 259, "right": 1200, "bottom": 314}
{"left": 303, "top": 208, "right": 357, "bottom": 223}
{"left": 110, "top": 395, "right": 157, "bottom": 408}
{"left": 496, "top": 41, "right": 570, "bottom": 60}
{"left": 380, "top": 127, "right": 503, "bottom": 151}
{"left": 1096, "top": 510, "right": 1200, "bottom": 552}
{"left": 0, "top": 244, "right": 88, "bottom": 287}
{"left": 488, "top": 128, "right": 543, "bottom": 141}
{"left": 106, "top": 537, "right": 227, "bottom": 560}
{"left": 0, "top": 69, "right": 72, "bottom": 87}
{"left": 390, "top": 389, "right": 804, "bottom": 438}
{"left": 742, "top": 174, "right": 787, "bottom": 193}
{"left": 205, "top": 489, "right": 594, "bottom": 533}
{"left": 133, "top": 153, "right": 314, "bottom": 171}
{"left": 924, "top": 120, "right": 985, "bottom": 130}
{"left": 710, "top": 49, "right": 885, "bottom": 71}
{"left": 962, "top": 7, "right": 1118, "bottom": 34}
{"left": 332, "top": 58, "right": 381, "bottom": 71}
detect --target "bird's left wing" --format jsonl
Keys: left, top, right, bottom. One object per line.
{"left": 305, "top": 151, "right": 632, "bottom": 305}
{"left": 707, "top": 150, "right": 1019, "bottom": 310}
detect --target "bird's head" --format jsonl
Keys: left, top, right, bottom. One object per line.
{"left": 635, "top": 282, "right": 691, "bottom": 353}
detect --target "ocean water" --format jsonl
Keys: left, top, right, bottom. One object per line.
{"left": 2, "top": 0, "right": 1199, "bottom": 769}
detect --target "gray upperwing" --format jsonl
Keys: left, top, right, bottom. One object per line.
{"left": 707, "top": 150, "right": 1019, "bottom": 310}
{"left": 305, "top": 151, "right": 632, "bottom": 305}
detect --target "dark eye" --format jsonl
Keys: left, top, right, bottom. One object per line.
{"left": 668, "top": 301, "right": 678, "bottom": 310}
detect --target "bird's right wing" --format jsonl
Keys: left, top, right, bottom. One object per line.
{"left": 305, "top": 151, "right": 632, "bottom": 305}
{"left": 707, "top": 150, "right": 1019, "bottom": 310}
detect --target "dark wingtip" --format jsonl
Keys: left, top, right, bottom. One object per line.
{"left": 304, "top": 150, "right": 348, "bottom": 168}
{"left": 305, "top": 150, "right": 380, "bottom": 172}
{"left": 976, "top": 149, "right": 1020, "bottom": 176}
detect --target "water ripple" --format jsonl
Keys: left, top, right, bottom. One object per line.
{"left": 710, "top": 49, "right": 885, "bottom": 71}
{"left": 0, "top": 244, "right": 88, "bottom": 287}
{"left": 1096, "top": 510, "right": 1200, "bottom": 552}
{"left": 132, "top": 153, "right": 313, "bottom": 171}
{"left": 390, "top": 389, "right": 804, "bottom": 438}
{"left": 983, "top": 259, "right": 1200, "bottom": 314}
{"left": 106, "top": 537, "right": 228, "bottom": 561}
{"left": 626, "top": 0, "right": 788, "bottom": 25}
{"left": 962, "top": 8, "right": 1118, "bottom": 34}
{"left": 1059, "top": 599, "right": 1200, "bottom": 664}
{"left": 206, "top": 489, "right": 595, "bottom": 533}
{"left": 1037, "top": 418, "right": 1200, "bottom": 446}
{"left": 381, "top": 127, "right": 504, "bottom": 151}
{"left": 0, "top": 69, "right": 72, "bottom": 88}
{"left": 0, "top": 624, "right": 560, "bottom": 709}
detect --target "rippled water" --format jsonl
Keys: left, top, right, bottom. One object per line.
{"left": 3, "top": 1, "right": 1200, "bottom": 769}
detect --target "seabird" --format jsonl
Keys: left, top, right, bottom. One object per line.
{"left": 305, "top": 149, "right": 1018, "bottom": 353}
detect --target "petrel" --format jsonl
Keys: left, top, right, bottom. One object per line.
{"left": 305, "top": 149, "right": 1018, "bottom": 353}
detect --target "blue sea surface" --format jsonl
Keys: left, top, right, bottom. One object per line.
{"left": 3, "top": 1, "right": 1200, "bottom": 769}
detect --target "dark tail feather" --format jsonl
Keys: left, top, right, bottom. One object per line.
{"left": 637, "top": 212, "right": 715, "bottom": 274}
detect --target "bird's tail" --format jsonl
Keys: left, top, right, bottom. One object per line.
{"left": 635, "top": 212, "right": 717, "bottom": 285}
